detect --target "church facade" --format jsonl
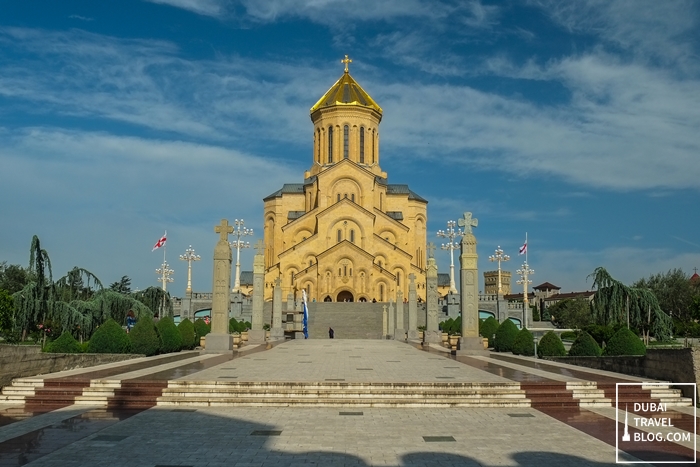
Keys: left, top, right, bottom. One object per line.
{"left": 262, "top": 60, "right": 428, "bottom": 302}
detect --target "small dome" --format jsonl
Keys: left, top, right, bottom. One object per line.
{"left": 310, "top": 71, "right": 382, "bottom": 115}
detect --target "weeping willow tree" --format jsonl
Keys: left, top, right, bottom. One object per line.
{"left": 132, "top": 286, "right": 173, "bottom": 318}
{"left": 12, "top": 235, "right": 153, "bottom": 342}
{"left": 588, "top": 267, "right": 673, "bottom": 342}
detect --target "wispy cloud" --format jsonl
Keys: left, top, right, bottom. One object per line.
{"left": 671, "top": 236, "right": 700, "bottom": 250}
{"left": 144, "top": 0, "right": 226, "bottom": 17}
{"left": 68, "top": 15, "right": 93, "bottom": 21}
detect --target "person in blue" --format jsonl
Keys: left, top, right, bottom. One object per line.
{"left": 126, "top": 310, "right": 137, "bottom": 333}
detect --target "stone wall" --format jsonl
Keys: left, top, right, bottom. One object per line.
{"left": 0, "top": 345, "right": 143, "bottom": 389}
{"left": 549, "top": 348, "right": 700, "bottom": 399}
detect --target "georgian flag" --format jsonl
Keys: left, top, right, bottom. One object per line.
{"left": 518, "top": 241, "right": 527, "bottom": 255}
{"left": 152, "top": 231, "right": 167, "bottom": 251}
{"left": 302, "top": 289, "right": 309, "bottom": 339}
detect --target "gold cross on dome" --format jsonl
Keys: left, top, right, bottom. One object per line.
{"left": 341, "top": 54, "right": 352, "bottom": 73}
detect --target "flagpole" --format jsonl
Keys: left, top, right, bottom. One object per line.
{"left": 525, "top": 232, "right": 528, "bottom": 264}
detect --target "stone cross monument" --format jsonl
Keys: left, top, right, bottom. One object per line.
{"left": 248, "top": 240, "right": 266, "bottom": 344}
{"left": 388, "top": 299, "right": 395, "bottom": 337}
{"left": 457, "top": 212, "right": 485, "bottom": 354}
{"left": 382, "top": 304, "right": 388, "bottom": 338}
{"left": 207, "top": 219, "right": 234, "bottom": 353}
{"left": 394, "top": 289, "right": 405, "bottom": 340}
{"left": 271, "top": 277, "right": 284, "bottom": 339}
{"left": 424, "top": 243, "right": 441, "bottom": 344}
{"left": 407, "top": 273, "right": 418, "bottom": 340}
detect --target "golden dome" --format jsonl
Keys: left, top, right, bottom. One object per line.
{"left": 310, "top": 65, "right": 382, "bottom": 115}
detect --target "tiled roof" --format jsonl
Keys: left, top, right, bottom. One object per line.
{"left": 240, "top": 271, "right": 253, "bottom": 285}
{"left": 386, "top": 211, "right": 404, "bottom": 221}
{"left": 288, "top": 211, "right": 306, "bottom": 220}
{"left": 533, "top": 282, "right": 561, "bottom": 291}
{"left": 438, "top": 273, "right": 451, "bottom": 287}
{"left": 264, "top": 184, "right": 305, "bottom": 201}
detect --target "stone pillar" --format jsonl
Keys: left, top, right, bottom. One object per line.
{"left": 206, "top": 219, "right": 234, "bottom": 353}
{"left": 248, "top": 241, "right": 266, "bottom": 344}
{"left": 447, "top": 292, "right": 460, "bottom": 319}
{"left": 286, "top": 293, "right": 294, "bottom": 312}
{"left": 394, "top": 289, "right": 405, "bottom": 340}
{"left": 271, "top": 277, "right": 284, "bottom": 339}
{"left": 382, "top": 305, "right": 388, "bottom": 339}
{"left": 388, "top": 299, "right": 395, "bottom": 337}
{"left": 424, "top": 256, "right": 442, "bottom": 344}
{"left": 407, "top": 273, "right": 418, "bottom": 340}
{"left": 457, "top": 216, "right": 486, "bottom": 354}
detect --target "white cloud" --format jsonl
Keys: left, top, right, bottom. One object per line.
{"left": 144, "top": 0, "right": 227, "bottom": 17}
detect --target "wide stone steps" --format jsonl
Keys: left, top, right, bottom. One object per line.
{"left": 156, "top": 381, "right": 531, "bottom": 407}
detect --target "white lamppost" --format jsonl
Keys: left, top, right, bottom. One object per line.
{"left": 516, "top": 262, "right": 534, "bottom": 329}
{"left": 437, "top": 220, "right": 463, "bottom": 294}
{"left": 156, "top": 261, "right": 174, "bottom": 292}
{"left": 230, "top": 219, "right": 253, "bottom": 293}
{"left": 179, "top": 245, "right": 201, "bottom": 293}
{"left": 489, "top": 246, "right": 510, "bottom": 295}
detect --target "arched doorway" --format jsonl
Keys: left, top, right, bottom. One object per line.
{"left": 337, "top": 290, "right": 354, "bottom": 302}
{"left": 324, "top": 295, "right": 332, "bottom": 302}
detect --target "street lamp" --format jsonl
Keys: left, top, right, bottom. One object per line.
{"left": 230, "top": 219, "right": 253, "bottom": 293}
{"left": 488, "top": 246, "right": 510, "bottom": 295}
{"left": 437, "top": 220, "right": 463, "bottom": 294}
{"left": 516, "top": 262, "right": 534, "bottom": 329}
{"left": 179, "top": 245, "right": 201, "bottom": 293}
{"left": 156, "top": 261, "right": 174, "bottom": 292}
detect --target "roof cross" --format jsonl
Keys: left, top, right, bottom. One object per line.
{"left": 341, "top": 54, "right": 352, "bottom": 73}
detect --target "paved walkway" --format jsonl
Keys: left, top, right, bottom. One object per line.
{"left": 0, "top": 339, "right": 697, "bottom": 466}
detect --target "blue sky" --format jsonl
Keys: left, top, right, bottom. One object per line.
{"left": 1, "top": 0, "right": 699, "bottom": 296}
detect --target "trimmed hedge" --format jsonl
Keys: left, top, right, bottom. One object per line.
{"left": 479, "top": 317, "right": 499, "bottom": 347}
{"left": 568, "top": 332, "right": 602, "bottom": 357}
{"left": 194, "top": 318, "right": 210, "bottom": 341}
{"left": 537, "top": 331, "right": 566, "bottom": 358}
{"left": 156, "top": 317, "right": 182, "bottom": 353}
{"left": 603, "top": 328, "right": 646, "bottom": 356}
{"left": 87, "top": 319, "right": 131, "bottom": 354}
{"left": 129, "top": 316, "right": 160, "bottom": 356}
{"left": 178, "top": 318, "right": 196, "bottom": 350}
{"left": 512, "top": 328, "right": 535, "bottom": 356}
{"left": 46, "top": 332, "right": 81, "bottom": 353}
{"left": 494, "top": 320, "right": 519, "bottom": 352}
{"left": 228, "top": 318, "right": 251, "bottom": 334}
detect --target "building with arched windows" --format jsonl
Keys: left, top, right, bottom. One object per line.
{"left": 262, "top": 63, "right": 428, "bottom": 302}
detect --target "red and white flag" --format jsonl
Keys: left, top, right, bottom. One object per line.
{"left": 152, "top": 231, "right": 167, "bottom": 251}
{"left": 518, "top": 241, "right": 527, "bottom": 255}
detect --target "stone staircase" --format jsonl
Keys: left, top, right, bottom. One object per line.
{"left": 157, "top": 381, "right": 531, "bottom": 408}
{"left": 307, "top": 302, "right": 386, "bottom": 339}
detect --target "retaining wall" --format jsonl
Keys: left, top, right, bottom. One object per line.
{"left": 0, "top": 345, "right": 143, "bottom": 389}
{"left": 549, "top": 348, "right": 700, "bottom": 399}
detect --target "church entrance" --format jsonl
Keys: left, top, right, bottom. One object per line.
{"left": 336, "top": 291, "right": 354, "bottom": 302}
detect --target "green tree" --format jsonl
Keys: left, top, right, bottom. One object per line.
{"left": 512, "top": 328, "right": 535, "bottom": 356}
{"left": 568, "top": 332, "right": 602, "bottom": 357}
{"left": 133, "top": 287, "right": 173, "bottom": 318}
{"left": 178, "top": 318, "right": 196, "bottom": 350}
{"left": 109, "top": 276, "right": 132, "bottom": 294}
{"left": 634, "top": 269, "right": 695, "bottom": 322}
{"left": 537, "top": 331, "right": 566, "bottom": 357}
{"left": 156, "top": 316, "right": 182, "bottom": 353}
{"left": 550, "top": 298, "right": 593, "bottom": 329}
{"left": 0, "top": 262, "right": 31, "bottom": 294}
{"left": 493, "top": 320, "right": 519, "bottom": 352}
{"left": 479, "top": 316, "right": 499, "bottom": 347}
{"left": 87, "top": 319, "right": 131, "bottom": 353}
{"left": 603, "top": 328, "right": 646, "bottom": 356}
{"left": 588, "top": 267, "right": 672, "bottom": 342}
{"left": 129, "top": 316, "right": 160, "bottom": 356}
{"left": 0, "top": 289, "right": 14, "bottom": 332}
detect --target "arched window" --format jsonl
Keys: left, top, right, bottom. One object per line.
{"left": 379, "top": 283, "right": 385, "bottom": 301}
{"left": 359, "top": 127, "right": 365, "bottom": 163}
{"left": 328, "top": 126, "right": 333, "bottom": 163}
{"left": 379, "top": 192, "right": 383, "bottom": 211}
{"left": 351, "top": 193, "right": 355, "bottom": 202}
{"left": 337, "top": 229, "right": 342, "bottom": 242}
{"left": 343, "top": 265, "right": 347, "bottom": 276}
{"left": 343, "top": 125, "right": 349, "bottom": 159}
{"left": 372, "top": 130, "right": 375, "bottom": 163}
{"left": 317, "top": 129, "right": 321, "bottom": 163}
{"left": 344, "top": 193, "right": 348, "bottom": 198}
{"left": 350, "top": 229, "right": 355, "bottom": 243}
{"left": 397, "top": 271, "right": 401, "bottom": 286}
{"left": 289, "top": 270, "right": 294, "bottom": 286}
{"left": 338, "top": 268, "right": 342, "bottom": 276}
{"left": 309, "top": 260, "right": 313, "bottom": 266}
{"left": 337, "top": 193, "right": 341, "bottom": 202}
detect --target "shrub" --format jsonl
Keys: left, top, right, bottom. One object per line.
{"left": 583, "top": 324, "right": 616, "bottom": 348}
{"left": 537, "top": 331, "right": 566, "bottom": 357}
{"left": 512, "top": 328, "right": 535, "bottom": 356}
{"left": 87, "top": 319, "right": 131, "bottom": 354}
{"left": 129, "top": 316, "right": 160, "bottom": 356}
{"left": 229, "top": 317, "right": 248, "bottom": 334}
{"left": 560, "top": 331, "right": 578, "bottom": 341}
{"left": 479, "top": 317, "right": 499, "bottom": 347}
{"left": 157, "top": 316, "right": 182, "bottom": 353}
{"left": 603, "top": 328, "right": 646, "bottom": 356}
{"left": 568, "top": 332, "right": 602, "bottom": 357}
{"left": 493, "top": 320, "right": 519, "bottom": 352}
{"left": 178, "top": 318, "right": 196, "bottom": 350}
{"left": 46, "top": 332, "right": 81, "bottom": 353}
{"left": 194, "top": 318, "right": 210, "bottom": 341}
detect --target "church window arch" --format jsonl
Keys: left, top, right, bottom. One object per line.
{"left": 338, "top": 267, "right": 342, "bottom": 276}
{"left": 316, "top": 129, "right": 321, "bottom": 163}
{"left": 350, "top": 229, "right": 355, "bottom": 243}
{"left": 328, "top": 126, "right": 333, "bottom": 162}
{"left": 359, "top": 127, "right": 365, "bottom": 163}
{"left": 344, "top": 264, "right": 347, "bottom": 276}
{"left": 349, "top": 268, "right": 353, "bottom": 276}
{"left": 379, "top": 192, "right": 383, "bottom": 211}
{"left": 343, "top": 125, "right": 349, "bottom": 159}
{"left": 372, "top": 130, "right": 376, "bottom": 163}
{"left": 337, "top": 229, "right": 342, "bottom": 243}
{"left": 337, "top": 193, "right": 341, "bottom": 202}
{"left": 379, "top": 283, "right": 385, "bottom": 301}
{"left": 351, "top": 193, "right": 355, "bottom": 202}
{"left": 396, "top": 270, "right": 401, "bottom": 287}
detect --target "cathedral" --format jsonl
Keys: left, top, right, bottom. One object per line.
{"left": 262, "top": 57, "right": 428, "bottom": 302}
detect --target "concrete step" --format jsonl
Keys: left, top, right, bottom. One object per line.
{"left": 156, "top": 397, "right": 532, "bottom": 408}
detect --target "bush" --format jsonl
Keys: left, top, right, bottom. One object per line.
{"left": 493, "top": 320, "right": 519, "bottom": 352}
{"left": 229, "top": 317, "right": 249, "bottom": 334}
{"left": 560, "top": 331, "right": 578, "bottom": 341}
{"left": 45, "top": 332, "right": 81, "bottom": 353}
{"left": 568, "top": 332, "right": 602, "bottom": 357}
{"left": 479, "top": 317, "right": 499, "bottom": 347}
{"left": 156, "top": 316, "right": 182, "bottom": 353}
{"left": 178, "top": 318, "right": 196, "bottom": 350}
{"left": 603, "top": 328, "right": 647, "bottom": 356}
{"left": 537, "top": 331, "right": 566, "bottom": 357}
{"left": 129, "top": 316, "right": 160, "bottom": 356}
{"left": 583, "top": 324, "right": 616, "bottom": 348}
{"left": 512, "top": 328, "right": 535, "bottom": 356}
{"left": 87, "top": 319, "right": 131, "bottom": 354}
{"left": 194, "top": 318, "right": 210, "bottom": 341}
